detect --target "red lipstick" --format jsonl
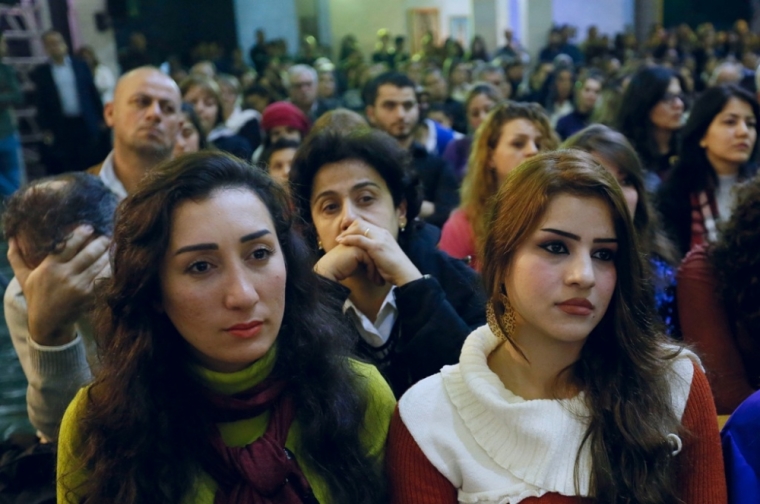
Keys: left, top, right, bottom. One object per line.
{"left": 225, "top": 321, "right": 263, "bottom": 339}
{"left": 556, "top": 298, "right": 594, "bottom": 316}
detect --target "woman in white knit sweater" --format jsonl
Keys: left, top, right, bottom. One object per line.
{"left": 387, "top": 150, "right": 727, "bottom": 504}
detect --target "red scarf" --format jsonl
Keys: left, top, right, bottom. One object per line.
{"left": 689, "top": 190, "right": 719, "bottom": 250}
{"left": 203, "top": 377, "right": 318, "bottom": 504}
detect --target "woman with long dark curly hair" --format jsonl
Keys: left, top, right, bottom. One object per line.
{"left": 678, "top": 175, "right": 760, "bottom": 415}
{"left": 616, "top": 66, "right": 685, "bottom": 188}
{"left": 56, "top": 152, "right": 395, "bottom": 503}
{"left": 657, "top": 84, "right": 758, "bottom": 256}
{"left": 387, "top": 150, "right": 726, "bottom": 504}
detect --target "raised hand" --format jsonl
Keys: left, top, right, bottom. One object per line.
{"left": 7, "top": 225, "right": 111, "bottom": 346}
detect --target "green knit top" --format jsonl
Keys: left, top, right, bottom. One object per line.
{"left": 57, "top": 346, "right": 396, "bottom": 503}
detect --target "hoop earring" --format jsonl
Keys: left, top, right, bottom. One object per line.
{"left": 486, "top": 291, "right": 516, "bottom": 342}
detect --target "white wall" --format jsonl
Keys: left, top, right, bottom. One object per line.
{"left": 327, "top": 0, "right": 406, "bottom": 60}
{"left": 234, "top": 0, "right": 300, "bottom": 64}
{"left": 67, "top": 0, "right": 119, "bottom": 77}
{"left": 405, "top": 0, "right": 472, "bottom": 41}
{"left": 524, "top": 0, "right": 553, "bottom": 62}
{"left": 553, "top": 0, "right": 635, "bottom": 41}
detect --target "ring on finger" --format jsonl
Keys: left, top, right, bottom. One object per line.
{"left": 363, "top": 227, "right": 371, "bottom": 238}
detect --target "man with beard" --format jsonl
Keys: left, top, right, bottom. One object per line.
{"left": 364, "top": 72, "right": 458, "bottom": 228}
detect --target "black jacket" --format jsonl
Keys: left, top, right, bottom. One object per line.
{"left": 31, "top": 57, "right": 103, "bottom": 138}
{"left": 410, "top": 143, "right": 460, "bottom": 228}
{"left": 330, "top": 222, "right": 486, "bottom": 396}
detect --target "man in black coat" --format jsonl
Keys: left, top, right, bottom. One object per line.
{"left": 32, "top": 30, "right": 105, "bottom": 174}
{"left": 365, "top": 72, "right": 459, "bottom": 228}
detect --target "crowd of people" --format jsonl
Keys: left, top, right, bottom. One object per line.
{"left": 1, "top": 16, "right": 759, "bottom": 504}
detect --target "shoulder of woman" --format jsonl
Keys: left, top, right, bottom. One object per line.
{"left": 348, "top": 360, "right": 397, "bottom": 455}
{"left": 660, "top": 345, "right": 704, "bottom": 420}
{"left": 349, "top": 359, "right": 396, "bottom": 417}
{"left": 398, "top": 373, "right": 454, "bottom": 444}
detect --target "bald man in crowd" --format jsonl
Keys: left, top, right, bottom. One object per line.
{"left": 4, "top": 66, "right": 181, "bottom": 442}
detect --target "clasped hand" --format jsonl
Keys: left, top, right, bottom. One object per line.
{"left": 314, "top": 219, "right": 422, "bottom": 287}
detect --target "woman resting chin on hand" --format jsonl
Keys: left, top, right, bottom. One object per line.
{"left": 292, "top": 130, "right": 487, "bottom": 397}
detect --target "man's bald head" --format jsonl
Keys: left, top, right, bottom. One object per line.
{"left": 106, "top": 66, "right": 182, "bottom": 161}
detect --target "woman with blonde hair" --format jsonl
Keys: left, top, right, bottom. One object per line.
{"left": 439, "top": 101, "right": 558, "bottom": 269}
{"left": 388, "top": 150, "right": 726, "bottom": 504}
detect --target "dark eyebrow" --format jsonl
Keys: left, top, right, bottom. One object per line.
{"left": 540, "top": 228, "right": 618, "bottom": 243}
{"left": 174, "top": 230, "right": 271, "bottom": 255}
{"left": 312, "top": 181, "right": 382, "bottom": 203}
{"left": 240, "top": 229, "right": 271, "bottom": 243}
{"left": 174, "top": 243, "right": 217, "bottom": 255}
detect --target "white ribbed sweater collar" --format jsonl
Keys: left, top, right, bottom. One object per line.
{"left": 441, "top": 325, "right": 593, "bottom": 496}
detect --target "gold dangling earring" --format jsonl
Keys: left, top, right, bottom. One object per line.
{"left": 486, "top": 291, "right": 517, "bottom": 342}
{"left": 399, "top": 216, "right": 407, "bottom": 233}
{"left": 317, "top": 239, "right": 323, "bottom": 251}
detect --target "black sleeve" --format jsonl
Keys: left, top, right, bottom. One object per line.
{"left": 238, "top": 119, "right": 262, "bottom": 152}
{"left": 393, "top": 268, "right": 485, "bottom": 384}
{"left": 426, "top": 158, "right": 460, "bottom": 228}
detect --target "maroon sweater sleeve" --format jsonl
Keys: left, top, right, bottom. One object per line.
{"left": 386, "top": 407, "right": 458, "bottom": 504}
{"left": 677, "top": 362, "right": 728, "bottom": 503}
{"left": 677, "top": 246, "right": 754, "bottom": 414}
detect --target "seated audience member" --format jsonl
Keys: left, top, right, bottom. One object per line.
{"left": 440, "top": 101, "right": 558, "bottom": 269}
{"left": 309, "top": 108, "right": 368, "bottom": 137}
{"left": 722, "top": 390, "right": 760, "bottom": 504}
{"left": 446, "top": 60, "right": 472, "bottom": 103}
{"left": 57, "top": 152, "right": 395, "bottom": 503}
{"left": 657, "top": 84, "right": 758, "bottom": 256}
{"left": 426, "top": 104, "right": 454, "bottom": 130}
{"left": 259, "top": 138, "right": 299, "bottom": 189}
{"left": 544, "top": 65, "right": 576, "bottom": 128}
{"left": 387, "top": 150, "right": 726, "bottom": 504}
{"left": 677, "top": 176, "right": 760, "bottom": 415}
{"left": 442, "top": 83, "right": 500, "bottom": 182}
{"left": 3, "top": 173, "right": 117, "bottom": 442}
{"left": 422, "top": 68, "right": 467, "bottom": 133}
{"left": 290, "top": 130, "right": 486, "bottom": 396}
{"left": 364, "top": 72, "right": 460, "bottom": 228}
{"left": 243, "top": 84, "right": 273, "bottom": 114}
{"left": 288, "top": 64, "right": 336, "bottom": 121}
{"left": 475, "top": 64, "right": 511, "bottom": 100}
{"left": 216, "top": 73, "right": 262, "bottom": 153}
{"left": 555, "top": 71, "right": 603, "bottom": 140}
{"left": 616, "top": 66, "right": 685, "bottom": 188}
{"left": 254, "top": 101, "right": 310, "bottom": 162}
{"left": 563, "top": 125, "right": 681, "bottom": 336}
{"left": 173, "top": 102, "right": 207, "bottom": 158}
{"left": 180, "top": 74, "right": 253, "bottom": 160}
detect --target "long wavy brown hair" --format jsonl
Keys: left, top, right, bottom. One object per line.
{"left": 460, "top": 101, "right": 559, "bottom": 242}
{"left": 710, "top": 174, "right": 760, "bottom": 341}
{"left": 480, "top": 149, "right": 683, "bottom": 503}
{"left": 63, "top": 152, "right": 386, "bottom": 503}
